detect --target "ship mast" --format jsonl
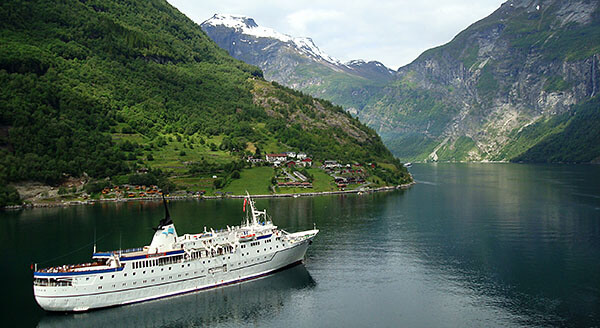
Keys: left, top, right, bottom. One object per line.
{"left": 246, "top": 191, "right": 260, "bottom": 226}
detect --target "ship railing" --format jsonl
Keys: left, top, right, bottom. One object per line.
{"left": 37, "top": 260, "right": 107, "bottom": 273}
{"left": 116, "top": 247, "right": 144, "bottom": 254}
{"left": 95, "top": 247, "right": 143, "bottom": 255}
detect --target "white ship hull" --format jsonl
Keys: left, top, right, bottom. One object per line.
{"left": 33, "top": 195, "right": 318, "bottom": 312}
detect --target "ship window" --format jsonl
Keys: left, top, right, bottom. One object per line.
{"left": 98, "top": 286, "right": 102, "bottom": 289}
{"left": 143, "top": 271, "right": 146, "bottom": 274}
{"left": 112, "top": 275, "right": 115, "bottom": 278}
{"left": 133, "top": 272, "right": 136, "bottom": 276}
{"left": 100, "top": 276, "right": 103, "bottom": 280}
{"left": 151, "top": 270, "right": 154, "bottom": 273}
{"left": 124, "top": 273, "right": 127, "bottom": 277}
{"left": 122, "top": 283, "right": 126, "bottom": 286}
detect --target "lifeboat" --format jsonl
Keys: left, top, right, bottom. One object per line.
{"left": 239, "top": 233, "right": 255, "bottom": 242}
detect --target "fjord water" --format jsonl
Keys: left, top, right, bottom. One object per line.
{"left": 1, "top": 164, "right": 599, "bottom": 327}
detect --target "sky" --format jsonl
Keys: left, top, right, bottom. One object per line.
{"left": 167, "top": 0, "right": 505, "bottom": 70}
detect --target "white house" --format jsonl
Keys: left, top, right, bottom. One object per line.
{"left": 266, "top": 153, "right": 287, "bottom": 163}
{"left": 300, "top": 158, "right": 312, "bottom": 167}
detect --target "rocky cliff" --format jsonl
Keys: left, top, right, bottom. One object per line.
{"left": 360, "top": 0, "right": 600, "bottom": 162}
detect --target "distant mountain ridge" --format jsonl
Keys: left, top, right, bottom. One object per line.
{"left": 201, "top": 14, "right": 394, "bottom": 115}
{"left": 201, "top": 2, "right": 600, "bottom": 163}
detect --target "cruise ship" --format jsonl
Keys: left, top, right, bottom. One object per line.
{"left": 33, "top": 194, "right": 318, "bottom": 312}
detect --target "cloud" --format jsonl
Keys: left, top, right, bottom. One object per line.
{"left": 285, "top": 9, "right": 345, "bottom": 36}
{"left": 168, "top": 0, "right": 504, "bottom": 70}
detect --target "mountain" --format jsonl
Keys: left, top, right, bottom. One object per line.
{"left": 0, "top": 0, "right": 410, "bottom": 205}
{"left": 201, "top": 2, "right": 600, "bottom": 163}
{"left": 362, "top": 0, "right": 600, "bottom": 162}
{"left": 200, "top": 14, "right": 394, "bottom": 115}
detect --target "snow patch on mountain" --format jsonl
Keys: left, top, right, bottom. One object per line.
{"left": 203, "top": 14, "right": 341, "bottom": 65}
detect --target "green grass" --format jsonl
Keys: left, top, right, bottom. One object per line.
{"left": 223, "top": 166, "right": 274, "bottom": 195}
{"left": 274, "top": 167, "right": 336, "bottom": 194}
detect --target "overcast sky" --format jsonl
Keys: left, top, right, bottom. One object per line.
{"left": 168, "top": 0, "right": 505, "bottom": 70}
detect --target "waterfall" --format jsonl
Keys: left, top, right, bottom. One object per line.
{"left": 592, "top": 55, "right": 598, "bottom": 97}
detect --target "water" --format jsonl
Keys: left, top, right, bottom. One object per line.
{"left": 1, "top": 164, "right": 599, "bottom": 327}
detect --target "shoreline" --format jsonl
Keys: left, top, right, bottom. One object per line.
{"left": 3, "top": 182, "right": 416, "bottom": 210}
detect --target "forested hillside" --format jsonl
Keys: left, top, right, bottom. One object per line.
{"left": 0, "top": 0, "right": 409, "bottom": 206}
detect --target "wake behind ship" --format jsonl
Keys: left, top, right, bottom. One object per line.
{"left": 33, "top": 194, "right": 318, "bottom": 312}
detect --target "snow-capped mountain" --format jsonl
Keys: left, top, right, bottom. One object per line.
{"left": 201, "top": 14, "right": 394, "bottom": 83}
{"left": 202, "top": 14, "right": 342, "bottom": 66}
{"left": 201, "top": 14, "right": 395, "bottom": 117}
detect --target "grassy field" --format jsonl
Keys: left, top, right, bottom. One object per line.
{"left": 274, "top": 167, "right": 336, "bottom": 194}
{"left": 223, "top": 167, "right": 275, "bottom": 195}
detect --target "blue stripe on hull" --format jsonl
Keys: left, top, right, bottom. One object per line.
{"left": 256, "top": 234, "right": 272, "bottom": 240}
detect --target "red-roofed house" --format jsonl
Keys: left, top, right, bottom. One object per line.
{"left": 300, "top": 158, "right": 312, "bottom": 167}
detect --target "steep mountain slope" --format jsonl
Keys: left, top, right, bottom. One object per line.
{"left": 200, "top": 14, "right": 394, "bottom": 115}
{"left": 201, "top": 2, "right": 600, "bottom": 163}
{"left": 0, "top": 0, "right": 409, "bottom": 201}
{"left": 360, "top": 0, "right": 600, "bottom": 162}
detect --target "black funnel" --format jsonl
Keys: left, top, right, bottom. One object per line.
{"left": 154, "top": 195, "right": 173, "bottom": 231}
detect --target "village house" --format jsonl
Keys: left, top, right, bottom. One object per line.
{"left": 299, "top": 158, "right": 312, "bottom": 167}
{"left": 246, "top": 156, "right": 264, "bottom": 164}
{"left": 296, "top": 153, "right": 307, "bottom": 160}
{"left": 323, "top": 160, "right": 340, "bottom": 169}
{"left": 266, "top": 153, "right": 287, "bottom": 163}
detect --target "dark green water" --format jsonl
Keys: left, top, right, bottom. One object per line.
{"left": 1, "top": 164, "right": 599, "bottom": 327}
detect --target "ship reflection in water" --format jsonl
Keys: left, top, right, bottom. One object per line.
{"left": 38, "top": 264, "right": 315, "bottom": 328}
